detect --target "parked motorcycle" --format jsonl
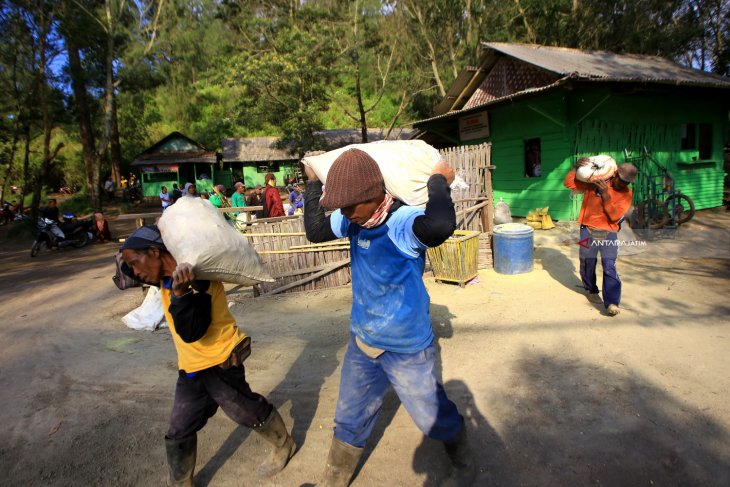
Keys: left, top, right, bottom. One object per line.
{"left": 1, "top": 201, "right": 14, "bottom": 225}
{"left": 30, "top": 215, "right": 91, "bottom": 257}
{"left": 2, "top": 201, "right": 30, "bottom": 224}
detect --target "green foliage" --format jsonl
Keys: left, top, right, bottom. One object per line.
{"left": 58, "top": 191, "right": 95, "bottom": 216}
{"left": 2, "top": 0, "right": 729, "bottom": 206}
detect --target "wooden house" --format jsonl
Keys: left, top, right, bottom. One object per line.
{"left": 413, "top": 42, "right": 730, "bottom": 220}
{"left": 131, "top": 132, "right": 220, "bottom": 197}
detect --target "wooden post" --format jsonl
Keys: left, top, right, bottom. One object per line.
{"left": 483, "top": 164, "right": 496, "bottom": 234}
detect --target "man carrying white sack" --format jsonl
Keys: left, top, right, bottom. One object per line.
{"left": 303, "top": 148, "right": 473, "bottom": 487}
{"left": 120, "top": 226, "right": 295, "bottom": 486}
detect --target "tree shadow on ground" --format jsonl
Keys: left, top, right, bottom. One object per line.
{"left": 489, "top": 351, "right": 730, "bottom": 486}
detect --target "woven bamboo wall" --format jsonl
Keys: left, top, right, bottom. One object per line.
{"left": 440, "top": 143, "right": 493, "bottom": 232}
{"left": 238, "top": 215, "right": 351, "bottom": 295}
{"left": 439, "top": 143, "right": 494, "bottom": 268}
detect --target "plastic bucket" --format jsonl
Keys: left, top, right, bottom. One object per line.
{"left": 493, "top": 223, "right": 534, "bottom": 274}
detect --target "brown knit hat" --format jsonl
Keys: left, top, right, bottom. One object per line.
{"left": 320, "top": 149, "right": 385, "bottom": 209}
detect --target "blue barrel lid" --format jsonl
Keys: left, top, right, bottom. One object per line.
{"left": 493, "top": 223, "right": 534, "bottom": 235}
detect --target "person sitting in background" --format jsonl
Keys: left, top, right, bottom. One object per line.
{"left": 287, "top": 184, "right": 303, "bottom": 216}
{"left": 160, "top": 186, "right": 172, "bottom": 211}
{"left": 171, "top": 184, "right": 183, "bottom": 204}
{"left": 183, "top": 183, "right": 197, "bottom": 197}
{"left": 92, "top": 211, "right": 112, "bottom": 243}
{"left": 105, "top": 177, "right": 115, "bottom": 201}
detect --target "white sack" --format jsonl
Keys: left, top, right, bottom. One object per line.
{"left": 158, "top": 197, "right": 274, "bottom": 285}
{"left": 122, "top": 286, "right": 167, "bottom": 331}
{"left": 494, "top": 198, "right": 512, "bottom": 225}
{"left": 576, "top": 155, "right": 618, "bottom": 182}
{"left": 301, "top": 140, "right": 459, "bottom": 207}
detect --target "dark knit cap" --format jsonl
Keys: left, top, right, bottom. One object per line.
{"left": 320, "top": 149, "right": 385, "bottom": 209}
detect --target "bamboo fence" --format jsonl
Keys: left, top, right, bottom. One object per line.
{"left": 236, "top": 215, "right": 351, "bottom": 295}
{"left": 234, "top": 142, "right": 495, "bottom": 295}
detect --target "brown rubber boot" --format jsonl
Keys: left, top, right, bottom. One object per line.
{"left": 165, "top": 434, "right": 196, "bottom": 487}
{"left": 321, "top": 437, "right": 364, "bottom": 487}
{"left": 442, "top": 426, "right": 475, "bottom": 487}
{"left": 255, "top": 408, "right": 297, "bottom": 477}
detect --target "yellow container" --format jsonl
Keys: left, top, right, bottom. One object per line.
{"left": 427, "top": 230, "right": 481, "bottom": 287}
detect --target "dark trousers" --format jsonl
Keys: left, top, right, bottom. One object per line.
{"left": 579, "top": 225, "right": 621, "bottom": 308}
{"left": 167, "top": 365, "right": 272, "bottom": 439}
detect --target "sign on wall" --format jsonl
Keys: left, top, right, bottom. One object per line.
{"left": 458, "top": 111, "right": 489, "bottom": 141}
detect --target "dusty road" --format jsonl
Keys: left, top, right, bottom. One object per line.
{"left": 1, "top": 210, "right": 729, "bottom": 486}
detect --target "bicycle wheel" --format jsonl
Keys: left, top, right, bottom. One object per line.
{"left": 665, "top": 193, "right": 695, "bottom": 225}
{"left": 636, "top": 199, "right": 670, "bottom": 229}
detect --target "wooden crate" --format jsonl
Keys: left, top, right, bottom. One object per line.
{"left": 427, "top": 230, "right": 480, "bottom": 287}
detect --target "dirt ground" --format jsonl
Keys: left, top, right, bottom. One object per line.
{"left": 1, "top": 209, "right": 729, "bottom": 487}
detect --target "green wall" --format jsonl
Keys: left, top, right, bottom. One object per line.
{"left": 420, "top": 86, "right": 728, "bottom": 221}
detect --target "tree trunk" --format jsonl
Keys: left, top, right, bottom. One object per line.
{"left": 22, "top": 124, "right": 33, "bottom": 221}
{"left": 65, "top": 24, "right": 101, "bottom": 210}
{"left": 0, "top": 126, "right": 20, "bottom": 203}
{"left": 110, "top": 94, "right": 123, "bottom": 186}
{"left": 354, "top": 60, "right": 368, "bottom": 143}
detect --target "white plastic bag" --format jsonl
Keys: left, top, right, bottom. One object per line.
{"left": 158, "top": 197, "right": 274, "bottom": 285}
{"left": 576, "top": 155, "right": 617, "bottom": 182}
{"left": 301, "top": 140, "right": 463, "bottom": 207}
{"left": 122, "top": 286, "right": 167, "bottom": 331}
{"left": 494, "top": 198, "right": 512, "bottom": 225}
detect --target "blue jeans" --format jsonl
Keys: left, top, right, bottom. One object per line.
{"left": 579, "top": 225, "right": 621, "bottom": 308}
{"left": 333, "top": 334, "right": 463, "bottom": 448}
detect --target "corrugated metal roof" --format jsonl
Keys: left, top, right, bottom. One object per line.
{"left": 222, "top": 128, "right": 417, "bottom": 162}
{"left": 414, "top": 43, "right": 730, "bottom": 127}
{"left": 222, "top": 137, "right": 292, "bottom": 162}
{"left": 131, "top": 151, "right": 217, "bottom": 166}
{"left": 132, "top": 132, "right": 217, "bottom": 166}
{"left": 483, "top": 42, "right": 730, "bottom": 87}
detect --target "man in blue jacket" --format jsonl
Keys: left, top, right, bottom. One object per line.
{"left": 304, "top": 149, "right": 473, "bottom": 486}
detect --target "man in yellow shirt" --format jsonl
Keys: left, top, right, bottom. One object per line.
{"left": 121, "top": 226, "right": 295, "bottom": 486}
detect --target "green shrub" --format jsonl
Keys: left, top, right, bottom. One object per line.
{"left": 59, "top": 192, "right": 94, "bottom": 216}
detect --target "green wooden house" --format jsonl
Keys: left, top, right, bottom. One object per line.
{"left": 131, "top": 132, "right": 221, "bottom": 197}
{"left": 413, "top": 42, "right": 730, "bottom": 220}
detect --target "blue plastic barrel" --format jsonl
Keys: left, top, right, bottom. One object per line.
{"left": 493, "top": 223, "right": 534, "bottom": 274}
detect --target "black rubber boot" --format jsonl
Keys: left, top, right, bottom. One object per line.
{"left": 321, "top": 437, "right": 363, "bottom": 487}
{"left": 165, "top": 434, "right": 196, "bottom": 487}
{"left": 255, "top": 408, "right": 297, "bottom": 477}
{"left": 442, "top": 426, "right": 475, "bottom": 487}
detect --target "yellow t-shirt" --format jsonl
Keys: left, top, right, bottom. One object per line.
{"left": 160, "top": 281, "right": 246, "bottom": 373}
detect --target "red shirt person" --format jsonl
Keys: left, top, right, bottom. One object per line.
{"left": 262, "top": 173, "right": 285, "bottom": 218}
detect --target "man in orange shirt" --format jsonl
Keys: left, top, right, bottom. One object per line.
{"left": 564, "top": 160, "right": 637, "bottom": 316}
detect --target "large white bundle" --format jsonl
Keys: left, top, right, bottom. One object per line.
{"left": 122, "top": 286, "right": 167, "bottom": 331}
{"left": 158, "top": 197, "right": 274, "bottom": 285}
{"left": 576, "top": 155, "right": 618, "bottom": 182}
{"left": 301, "top": 140, "right": 446, "bottom": 207}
